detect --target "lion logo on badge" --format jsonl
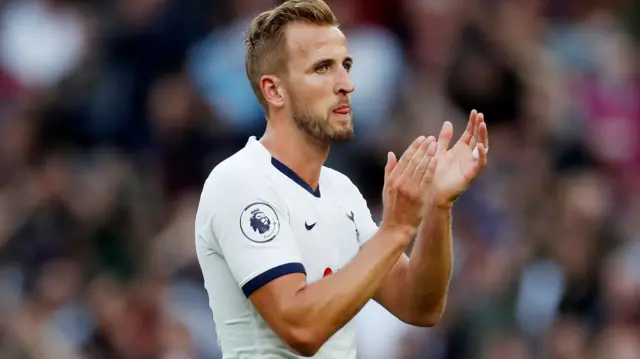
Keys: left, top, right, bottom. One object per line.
{"left": 240, "top": 202, "right": 280, "bottom": 243}
{"left": 249, "top": 208, "right": 271, "bottom": 234}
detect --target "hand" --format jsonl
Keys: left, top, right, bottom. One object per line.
{"left": 430, "top": 110, "right": 489, "bottom": 208}
{"left": 381, "top": 136, "right": 439, "bottom": 238}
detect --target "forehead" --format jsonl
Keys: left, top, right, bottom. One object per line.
{"left": 284, "top": 22, "right": 348, "bottom": 67}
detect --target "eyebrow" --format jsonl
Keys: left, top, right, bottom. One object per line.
{"left": 310, "top": 56, "right": 353, "bottom": 70}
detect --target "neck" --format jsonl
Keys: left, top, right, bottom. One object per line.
{"left": 260, "top": 120, "right": 329, "bottom": 190}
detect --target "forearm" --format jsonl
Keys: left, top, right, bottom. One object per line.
{"left": 406, "top": 204, "right": 453, "bottom": 319}
{"left": 286, "top": 226, "right": 413, "bottom": 348}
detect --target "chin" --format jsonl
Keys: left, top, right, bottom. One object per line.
{"left": 328, "top": 128, "right": 354, "bottom": 143}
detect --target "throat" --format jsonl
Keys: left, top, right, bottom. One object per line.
{"left": 259, "top": 128, "right": 327, "bottom": 197}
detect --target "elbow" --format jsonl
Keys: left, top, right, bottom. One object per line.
{"left": 407, "top": 312, "right": 442, "bottom": 327}
{"left": 407, "top": 295, "right": 448, "bottom": 327}
{"left": 403, "top": 305, "right": 445, "bottom": 327}
{"left": 283, "top": 327, "right": 324, "bottom": 357}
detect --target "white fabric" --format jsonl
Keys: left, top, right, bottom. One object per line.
{"left": 195, "top": 137, "right": 378, "bottom": 358}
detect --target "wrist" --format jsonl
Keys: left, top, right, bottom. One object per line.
{"left": 378, "top": 222, "right": 417, "bottom": 245}
{"left": 433, "top": 201, "right": 454, "bottom": 211}
{"left": 430, "top": 195, "right": 456, "bottom": 211}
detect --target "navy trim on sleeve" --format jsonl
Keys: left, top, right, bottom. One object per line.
{"left": 242, "top": 262, "right": 307, "bottom": 298}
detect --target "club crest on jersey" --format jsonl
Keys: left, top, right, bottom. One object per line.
{"left": 240, "top": 202, "right": 280, "bottom": 243}
{"left": 346, "top": 210, "right": 360, "bottom": 242}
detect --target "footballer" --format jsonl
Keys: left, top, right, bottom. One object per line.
{"left": 194, "top": 0, "right": 489, "bottom": 358}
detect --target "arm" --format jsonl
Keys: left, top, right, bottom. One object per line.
{"left": 251, "top": 138, "right": 438, "bottom": 356}
{"left": 250, "top": 224, "right": 413, "bottom": 357}
{"left": 372, "top": 205, "right": 452, "bottom": 327}
{"left": 409, "top": 205, "right": 453, "bottom": 319}
{"left": 212, "top": 137, "right": 437, "bottom": 356}
{"left": 373, "top": 111, "right": 488, "bottom": 326}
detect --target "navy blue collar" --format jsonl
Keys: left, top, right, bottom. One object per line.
{"left": 271, "top": 157, "right": 321, "bottom": 198}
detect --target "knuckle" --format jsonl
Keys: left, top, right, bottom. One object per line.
{"left": 412, "top": 189, "right": 422, "bottom": 200}
{"left": 402, "top": 187, "right": 417, "bottom": 198}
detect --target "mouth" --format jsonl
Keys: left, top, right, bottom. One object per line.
{"left": 332, "top": 105, "right": 351, "bottom": 115}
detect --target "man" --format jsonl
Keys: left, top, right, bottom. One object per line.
{"left": 194, "top": 0, "right": 489, "bottom": 358}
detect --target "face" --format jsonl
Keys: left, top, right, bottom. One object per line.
{"left": 281, "top": 22, "right": 355, "bottom": 144}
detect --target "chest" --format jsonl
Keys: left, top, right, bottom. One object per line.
{"left": 285, "top": 195, "right": 361, "bottom": 283}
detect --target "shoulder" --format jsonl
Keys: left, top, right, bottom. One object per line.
{"left": 204, "top": 148, "right": 274, "bottom": 197}
{"left": 197, "top": 146, "right": 285, "bottom": 230}
{"left": 196, "top": 149, "right": 284, "bottom": 243}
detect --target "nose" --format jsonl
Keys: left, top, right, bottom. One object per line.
{"left": 334, "top": 68, "right": 355, "bottom": 95}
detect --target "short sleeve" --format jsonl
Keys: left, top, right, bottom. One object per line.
{"left": 206, "top": 175, "right": 306, "bottom": 297}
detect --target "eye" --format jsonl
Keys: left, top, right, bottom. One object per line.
{"left": 316, "top": 64, "right": 330, "bottom": 73}
{"left": 343, "top": 62, "right": 352, "bottom": 72}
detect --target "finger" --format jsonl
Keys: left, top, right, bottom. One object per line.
{"left": 427, "top": 138, "right": 438, "bottom": 157}
{"left": 469, "top": 112, "right": 483, "bottom": 150}
{"left": 478, "top": 120, "right": 489, "bottom": 150}
{"left": 458, "top": 109, "right": 477, "bottom": 145}
{"left": 438, "top": 121, "right": 454, "bottom": 153}
{"left": 420, "top": 154, "right": 438, "bottom": 190}
{"left": 413, "top": 141, "right": 437, "bottom": 183}
{"left": 476, "top": 142, "right": 488, "bottom": 169}
{"left": 384, "top": 151, "right": 397, "bottom": 182}
{"left": 399, "top": 137, "right": 433, "bottom": 185}
{"left": 388, "top": 136, "right": 426, "bottom": 181}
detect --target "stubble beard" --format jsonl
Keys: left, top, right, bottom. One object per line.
{"left": 291, "top": 101, "right": 354, "bottom": 146}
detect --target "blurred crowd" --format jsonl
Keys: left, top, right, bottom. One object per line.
{"left": 0, "top": 0, "right": 639, "bottom": 358}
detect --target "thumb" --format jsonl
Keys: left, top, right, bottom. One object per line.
{"left": 385, "top": 151, "right": 397, "bottom": 181}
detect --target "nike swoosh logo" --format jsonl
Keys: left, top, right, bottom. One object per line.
{"left": 305, "top": 222, "right": 317, "bottom": 230}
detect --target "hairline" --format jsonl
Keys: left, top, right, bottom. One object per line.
{"left": 245, "top": 0, "right": 340, "bottom": 110}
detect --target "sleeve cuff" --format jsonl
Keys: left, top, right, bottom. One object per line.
{"left": 241, "top": 262, "right": 306, "bottom": 298}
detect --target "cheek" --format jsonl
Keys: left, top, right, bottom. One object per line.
{"left": 293, "top": 95, "right": 332, "bottom": 118}
{"left": 296, "top": 77, "right": 334, "bottom": 106}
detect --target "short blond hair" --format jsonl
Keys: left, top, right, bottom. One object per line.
{"left": 244, "top": 0, "right": 338, "bottom": 110}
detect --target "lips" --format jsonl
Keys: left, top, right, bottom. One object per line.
{"left": 332, "top": 105, "right": 351, "bottom": 115}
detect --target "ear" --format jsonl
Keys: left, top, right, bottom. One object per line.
{"left": 261, "top": 75, "right": 285, "bottom": 108}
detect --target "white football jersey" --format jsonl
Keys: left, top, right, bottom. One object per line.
{"left": 195, "top": 137, "right": 379, "bottom": 359}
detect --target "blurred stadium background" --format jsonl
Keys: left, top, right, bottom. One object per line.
{"left": 1, "top": 0, "right": 640, "bottom": 358}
